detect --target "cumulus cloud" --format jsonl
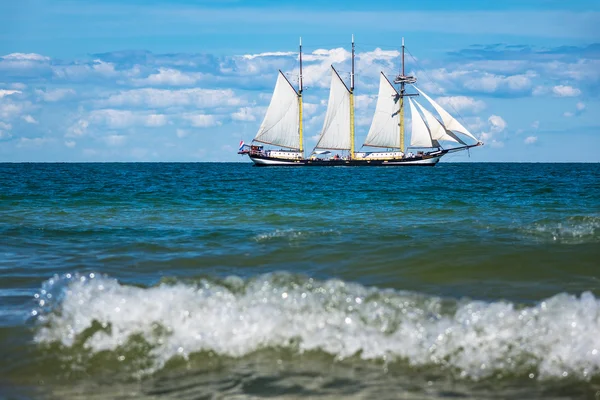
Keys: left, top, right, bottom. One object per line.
{"left": 89, "top": 110, "right": 168, "bottom": 129}
{"left": 531, "top": 120, "right": 540, "bottom": 129}
{"left": 552, "top": 85, "right": 581, "bottom": 97}
{"left": 0, "top": 89, "right": 22, "bottom": 98}
{"left": 98, "top": 88, "right": 241, "bottom": 109}
{"left": 480, "top": 115, "right": 507, "bottom": 147}
{"left": 184, "top": 114, "right": 222, "bottom": 128}
{"left": 35, "top": 88, "right": 76, "bottom": 102}
{"left": 0, "top": 102, "right": 26, "bottom": 119}
{"left": 132, "top": 68, "right": 203, "bottom": 86}
{"left": 3, "top": 53, "right": 49, "bottom": 61}
{"left": 488, "top": 115, "right": 507, "bottom": 133}
{"left": 67, "top": 119, "right": 90, "bottom": 137}
{"left": 243, "top": 52, "right": 296, "bottom": 60}
{"left": 435, "top": 96, "right": 486, "bottom": 113}
{"left": 463, "top": 72, "right": 534, "bottom": 94}
{"left": 576, "top": 102, "right": 586, "bottom": 111}
{"left": 53, "top": 60, "right": 119, "bottom": 81}
{"left": 22, "top": 115, "right": 38, "bottom": 124}
{"left": 524, "top": 136, "right": 538, "bottom": 144}
{"left": 232, "top": 107, "right": 257, "bottom": 122}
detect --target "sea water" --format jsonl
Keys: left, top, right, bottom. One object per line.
{"left": 0, "top": 162, "right": 599, "bottom": 399}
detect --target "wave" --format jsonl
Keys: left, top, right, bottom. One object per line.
{"left": 522, "top": 215, "right": 600, "bottom": 244}
{"left": 253, "top": 229, "right": 340, "bottom": 243}
{"left": 32, "top": 272, "right": 600, "bottom": 381}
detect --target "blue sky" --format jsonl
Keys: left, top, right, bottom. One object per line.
{"left": 0, "top": 0, "right": 598, "bottom": 162}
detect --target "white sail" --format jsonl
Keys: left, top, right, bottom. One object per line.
{"left": 314, "top": 67, "right": 351, "bottom": 151}
{"left": 414, "top": 87, "right": 479, "bottom": 142}
{"left": 414, "top": 100, "right": 465, "bottom": 145}
{"left": 408, "top": 98, "right": 433, "bottom": 148}
{"left": 253, "top": 71, "right": 300, "bottom": 150}
{"left": 363, "top": 73, "right": 401, "bottom": 149}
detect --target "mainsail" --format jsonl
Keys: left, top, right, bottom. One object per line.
{"left": 414, "top": 87, "right": 478, "bottom": 142}
{"left": 253, "top": 70, "right": 300, "bottom": 150}
{"left": 363, "top": 73, "right": 401, "bottom": 149}
{"left": 313, "top": 67, "right": 352, "bottom": 151}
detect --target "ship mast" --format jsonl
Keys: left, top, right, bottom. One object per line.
{"left": 349, "top": 34, "right": 355, "bottom": 159}
{"left": 394, "top": 37, "right": 417, "bottom": 155}
{"left": 400, "top": 38, "right": 405, "bottom": 153}
{"left": 299, "top": 37, "right": 304, "bottom": 155}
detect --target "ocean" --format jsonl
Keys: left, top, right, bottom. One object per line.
{"left": 0, "top": 162, "right": 599, "bottom": 399}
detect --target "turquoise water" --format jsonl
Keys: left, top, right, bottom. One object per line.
{"left": 0, "top": 162, "right": 599, "bottom": 399}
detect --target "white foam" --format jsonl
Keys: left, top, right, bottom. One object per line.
{"left": 34, "top": 273, "right": 600, "bottom": 380}
{"left": 527, "top": 215, "right": 600, "bottom": 244}
{"left": 253, "top": 229, "right": 339, "bottom": 242}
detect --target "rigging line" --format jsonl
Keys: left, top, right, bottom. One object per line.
{"left": 405, "top": 48, "right": 476, "bottom": 141}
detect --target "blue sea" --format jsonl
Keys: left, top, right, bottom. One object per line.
{"left": 1, "top": 162, "right": 599, "bottom": 399}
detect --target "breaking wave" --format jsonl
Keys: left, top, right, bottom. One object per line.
{"left": 32, "top": 272, "right": 600, "bottom": 381}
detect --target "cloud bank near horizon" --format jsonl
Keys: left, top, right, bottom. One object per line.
{"left": 0, "top": 42, "right": 598, "bottom": 162}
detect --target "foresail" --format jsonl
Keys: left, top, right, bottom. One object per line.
{"left": 254, "top": 71, "right": 300, "bottom": 150}
{"left": 414, "top": 100, "right": 465, "bottom": 145}
{"left": 408, "top": 98, "right": 433, "bottom": 148}
{"left": 314, "top": 67, "right": 351, "bottom": 151}
{"left": 363, "top": 73, "right": 400, "bottom": 149}
{"left": 414, "top": 87, "right": 479, "bottom": 142}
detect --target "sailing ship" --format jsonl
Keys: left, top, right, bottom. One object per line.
{"left": 238, "top": 36, "right": 483, "bottom": 166}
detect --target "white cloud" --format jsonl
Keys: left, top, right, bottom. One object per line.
{"left": 185, "top": 114, "right": 221, "bottom": 128}
{"left": 64, "top": 140, "right": 76, "bottom": 148}
{"left": 531, "top": 120, "right": 540, "bottom": 129}
{"left": 464, "top": 72, "right": 534, "bottom": 93}
{"left": 0, "top": 89, "right": 21, "bottom": 98}
{"left": 0, "top": 121, "right": 12, "bottom": 131}
{"left": 563, "top": 111, "right": 574, "bottom": 117}
{"left": 524, "top": 136, "right": 538, "bottom": 144}
{"left": 53, "top": 60, "right": 118, "bottom": 80}
{"left": 3, "top": 53, "right": 49, "bottom": 61}
{"left": 435, "top": 96, "right": 486, "bottom": 113}
{"left": 232, "top": 107, "right": 256, "bottom": 122}
{"left": 552, "top": 85, "right": 581, "bottom": 97}
{"left": 480, "top": 115, "right": 507, "bottom": 145}
{"left": 35, "top": 88, "right": 76, "bottom": 102}
{"left": 90, "top": 109, "right": 168, "bottom": 129}
{"left": 576, "top": 102, "right": 586, "bottom": 111}
{"left": 133, "top": 68, "right": 202, "bottom": 86}
{"left": 67, "top": 119, "right": 89, "bottom": 137}
{"left": 243, "top": 52, "right": 296, "bottom": 60}
{"left": 302, "top": 48, "right": 350, "bottom": 88}
{"left": 22, "top": 115, "right": 38, "bottom": 124}
{"left": 98, "top": 88, "right": 241, "bottom": 109}
{"left": 145, "top": 114, "right": 168, "bottom": 127}
{"left": 0, "top": 102, "right": 25, "bottom": 119}
{"left": 488, "top": 115, "right": 507, "bottom": 133}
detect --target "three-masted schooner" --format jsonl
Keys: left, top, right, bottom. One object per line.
{"left": 238, "top": 36, "right": 483, "bottom": 166}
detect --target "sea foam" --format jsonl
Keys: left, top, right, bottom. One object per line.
{"left": 33, "top": 273, "right": 600, "bottom": 380}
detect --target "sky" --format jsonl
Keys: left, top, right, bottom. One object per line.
{"left": 0, "top": 0, "right": 598, "bottom": 162}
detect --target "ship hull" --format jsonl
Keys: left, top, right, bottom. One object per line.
{"left": 247, "top": 153, "right": 441, "bottom": 166}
